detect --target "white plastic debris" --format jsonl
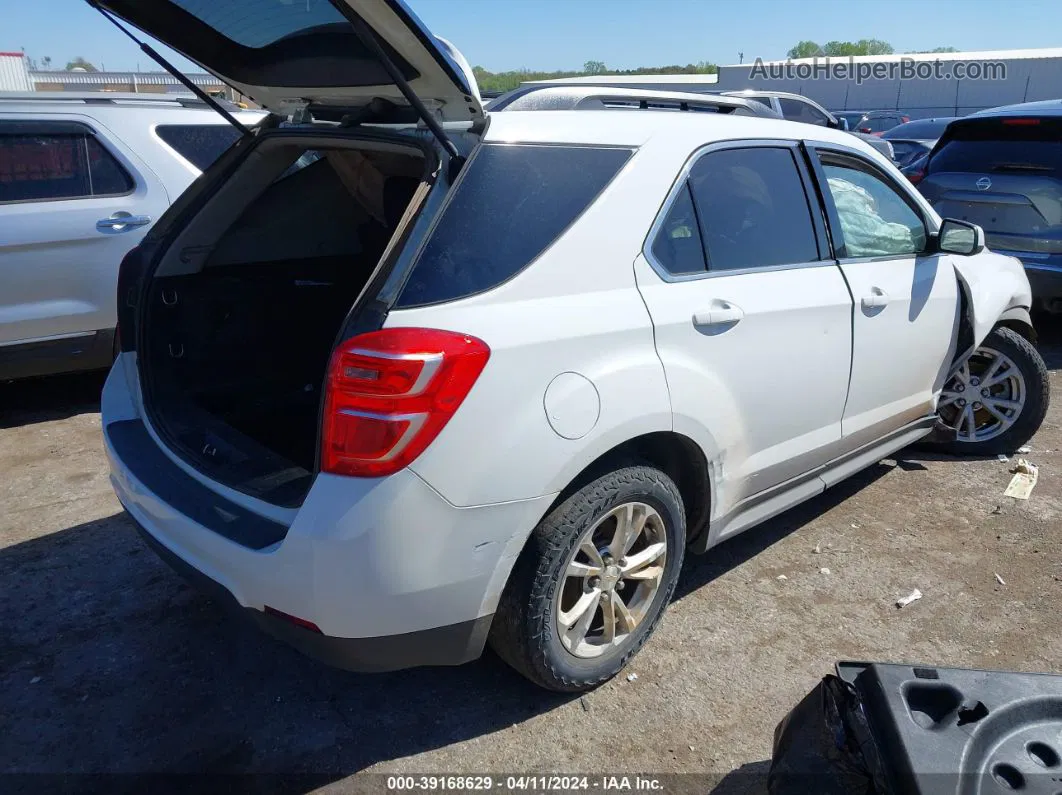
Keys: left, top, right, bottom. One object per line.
{"left": 776, "top": 574, "right": 788, "bottom": 581}
{"left": 995, "top": 573, "right": 1007, "bottom": 586}
{"left": 1018, "top": 445, "right": 1032, "bottom": 454}
{"left": 688, "top": 745, "right": 695, "bottom": 752}
{"left": 1004, "top": 459, "right": 1039, "bottom": 500}
{"left": 626, "top": 672, "right": 639, "bottom": 682}
{"left": 997, "top": 454, "right": 1010, "bottom": 463}
{"left": 812, "top": 543, "right": 821, "bottom": 554}
{"left": 819, "top": 567, "right": 831, "bottom": 575}
{"left": 896, "top": 589, "right": 923, "bottom": 608}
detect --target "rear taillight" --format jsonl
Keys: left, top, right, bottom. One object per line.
{"left": 1003, "top": 117, "right": 1040, "bottom": 126}
{"left": 321, "top": 328, "right": 490, "bottom": 478}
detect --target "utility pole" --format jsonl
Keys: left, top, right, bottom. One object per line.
{"left": 739, "top": 52, "right": 744, "bottom": 64}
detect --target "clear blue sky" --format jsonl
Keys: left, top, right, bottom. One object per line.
{"left": 3, "top": 0, "right": 1060, "bottom": 74}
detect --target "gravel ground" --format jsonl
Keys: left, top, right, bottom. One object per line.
{"left": 2, "top": 323, "right": 1061, "bottom": 793}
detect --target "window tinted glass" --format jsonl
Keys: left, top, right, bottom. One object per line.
{"left": 779, "top": 98, "right": 830, "bottom": 126}
{"left": 882, "top": 118, "right": 954, "bottom": 140}
{"left": 747, "top": 96, "right": 773, "bottom": 109}
{"left": 651, "top": 183, "right": 706, "bottom": 275}
{"left": 821, "top": 158, "right": 926, "bottom": 257}
{"left": 928, "top": 119, "right": 1062, "bottom": 177}
{"left": 0, "top": 129, "right": 131, "bottom": 203}
{"left": 397, "top": 144, "right": 632, "bottom": 307}
{"left": 688, "top": 147, "right": 819, "bottom": 271}
{"left": 86, "top": 137, "right": 134, "bottom": 194}
{"left": 170, "top": 0, "right": 347, "bottom": 48}
{"left": 157, "top": 124, "right": 242, "bottom": 171}
{"left": 862, "top": 116, "right": 895, "bottom": 133}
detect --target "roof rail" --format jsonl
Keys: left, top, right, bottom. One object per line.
{"left": 489, "top": 86, "right": 778, "bottom": 118}
{"left": 0, "top": 91, "right": 238, "bottom": 111}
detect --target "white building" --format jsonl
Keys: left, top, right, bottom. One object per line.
{"left": 0, "top": 52, "right": 33, "bottom": 91}
{"left": 717, "top": 48, "right": 1062, "bottom": 117}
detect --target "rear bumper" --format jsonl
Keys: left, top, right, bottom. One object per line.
{"left": 101, "top": 360, "right": 554, "bottom": 672}
{"left": 1024, "top": 263, "right": 1062, "bottom": 306}
{"left": 134, "top": 520, "right": 492, "bottom": 672}
{"left": 995, "top": 250, "right": 1062, "bottom": 305}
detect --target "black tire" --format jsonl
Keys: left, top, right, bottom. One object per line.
{"left": 934, "top": 326, "right": 1050, "bottom": 456}
{"left": 489, "top": 465, "right": 685, "bottom": 692}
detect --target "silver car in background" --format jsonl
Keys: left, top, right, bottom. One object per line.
{"left": 0, "top": 93, "right": 264, "bottom": 380}
{"left": 721, "top": 90, "right": 896, "bottom": 161}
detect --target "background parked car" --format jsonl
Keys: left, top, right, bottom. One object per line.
{"left": 914, "top": 100, "right": 1062, "bottom": 313}
{"left": 0, "top": 93, "right": 264, "bottom": 381}
{"left": 835, "top": 110, "right": 869, "bottom": 131}
{"left": 720, "top": 91, "right": 896, "bottom": 160}
{"left": 882, "top": 116, "right": 960, "bottom": 167}
{"left": 850, "top": 109, "right": 911, "bottom": 135}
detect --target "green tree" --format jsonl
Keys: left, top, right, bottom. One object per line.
{"left": 787, "top": 40, "right": 824, "bottom": 59}
{"left": 583, "top": 60, "right": 607, "bottom": 75}
{"left": 858, "top": 39, "right": 894, "bottom": 55}
{"left": 65, "top": 57, "right": 98, "bottom": 72}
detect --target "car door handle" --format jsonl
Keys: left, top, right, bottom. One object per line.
{"left": 96, "top": 212, "right": 152, "bottom": 231}
{"left": 692, "top": 300, "right": 744, "bottom": 328}
{"left": 861, "top": 287, "right": 890, "bottom": 310}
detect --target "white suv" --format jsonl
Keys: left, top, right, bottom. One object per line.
{"left": 0, "top": 93, "right": 263, "bottom": 380}
{"left": 98, "top": 0, "right": 1048, "bottom": 691}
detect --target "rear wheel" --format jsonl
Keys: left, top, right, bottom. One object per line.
{"left": 490, "top": 466, "right": 685, "bottom": 692}
{"left": 934, "top": 326, "right": 1049, "bottom": 456}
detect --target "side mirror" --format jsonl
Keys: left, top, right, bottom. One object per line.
{"left": 827, "top": 117, "right": 843, "bottom": 130}
{"left": 937, "top": 218, "right": 985, "bottom": 256}
{"left": 838, "top": 118, "right": 850, "bottom": 131}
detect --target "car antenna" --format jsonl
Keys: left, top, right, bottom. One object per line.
{"left": 84, "top": 0, "right": 251, "bottom": 137}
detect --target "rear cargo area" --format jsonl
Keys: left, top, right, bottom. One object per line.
{"left": 141, "top": 139, "right": 429, "bottom": 506}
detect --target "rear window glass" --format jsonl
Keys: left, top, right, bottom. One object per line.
{"left": 883, "top": 118, "right": 953, "bottom": 140}
{"left": 929, "top": 119, "right": 1062, "bottom": 176}
{"left": 157, "top": 124, "right": 242, "bottom": 171}
{"left": 396, "top": 144, "right": 632, "bottom": 308}
{"left": 169, "top": 0, "right": 347, "bottom": 49}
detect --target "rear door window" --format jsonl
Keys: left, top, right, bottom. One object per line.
{"left": 156, "top": 124, "right": 242, "bottom": 171}
{"left": 929, "top": 118, "right": 1062, "bottom": 177}
{"left": 0, "top": 122, "right": 133, "bottom": 203}
{"left": 396, "top": 144, "right": 632, "bottom": 307}
{"left": 650, "top": 183, "right": 707, "bottom": 276}
{"left": 687, "top": 147, "right": 820, "bottom": 271}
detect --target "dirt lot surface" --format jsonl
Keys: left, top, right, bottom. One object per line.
{"left": 3, "top": 324, "right": 1061, "bottom": 793}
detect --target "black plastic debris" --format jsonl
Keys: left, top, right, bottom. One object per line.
{"left": 771, "top": 661, "right": 1062, "bottom": 794}
{"left": 768, "top": 673, "right": 890, "bottom": 794}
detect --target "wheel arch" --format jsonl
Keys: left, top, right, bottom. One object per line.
{"left": 540, "top": 431, "right": 713, "bottom": 550}
{"left": 996, "top": 306, "right": 1037, "bottom": 344}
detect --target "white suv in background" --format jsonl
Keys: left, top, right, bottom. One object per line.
{"left": 0, "top": 93, "right": 263, "bottom": 380}
{"left": 97, "top": 0, "right": 1047, "bottom": 691}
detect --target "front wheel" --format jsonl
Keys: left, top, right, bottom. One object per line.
{"left": 489, "top": 465, "right": 685, "bottom": 692}
{"left": 934, "top": 326, "right": 1050, "bottom": 456}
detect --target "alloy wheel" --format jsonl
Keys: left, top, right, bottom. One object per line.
{"left": 938, "top": 346, "right": 1026, "bottom": 443}
{"left": 554, "top": 502, "right": 668, "bottom": 659}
